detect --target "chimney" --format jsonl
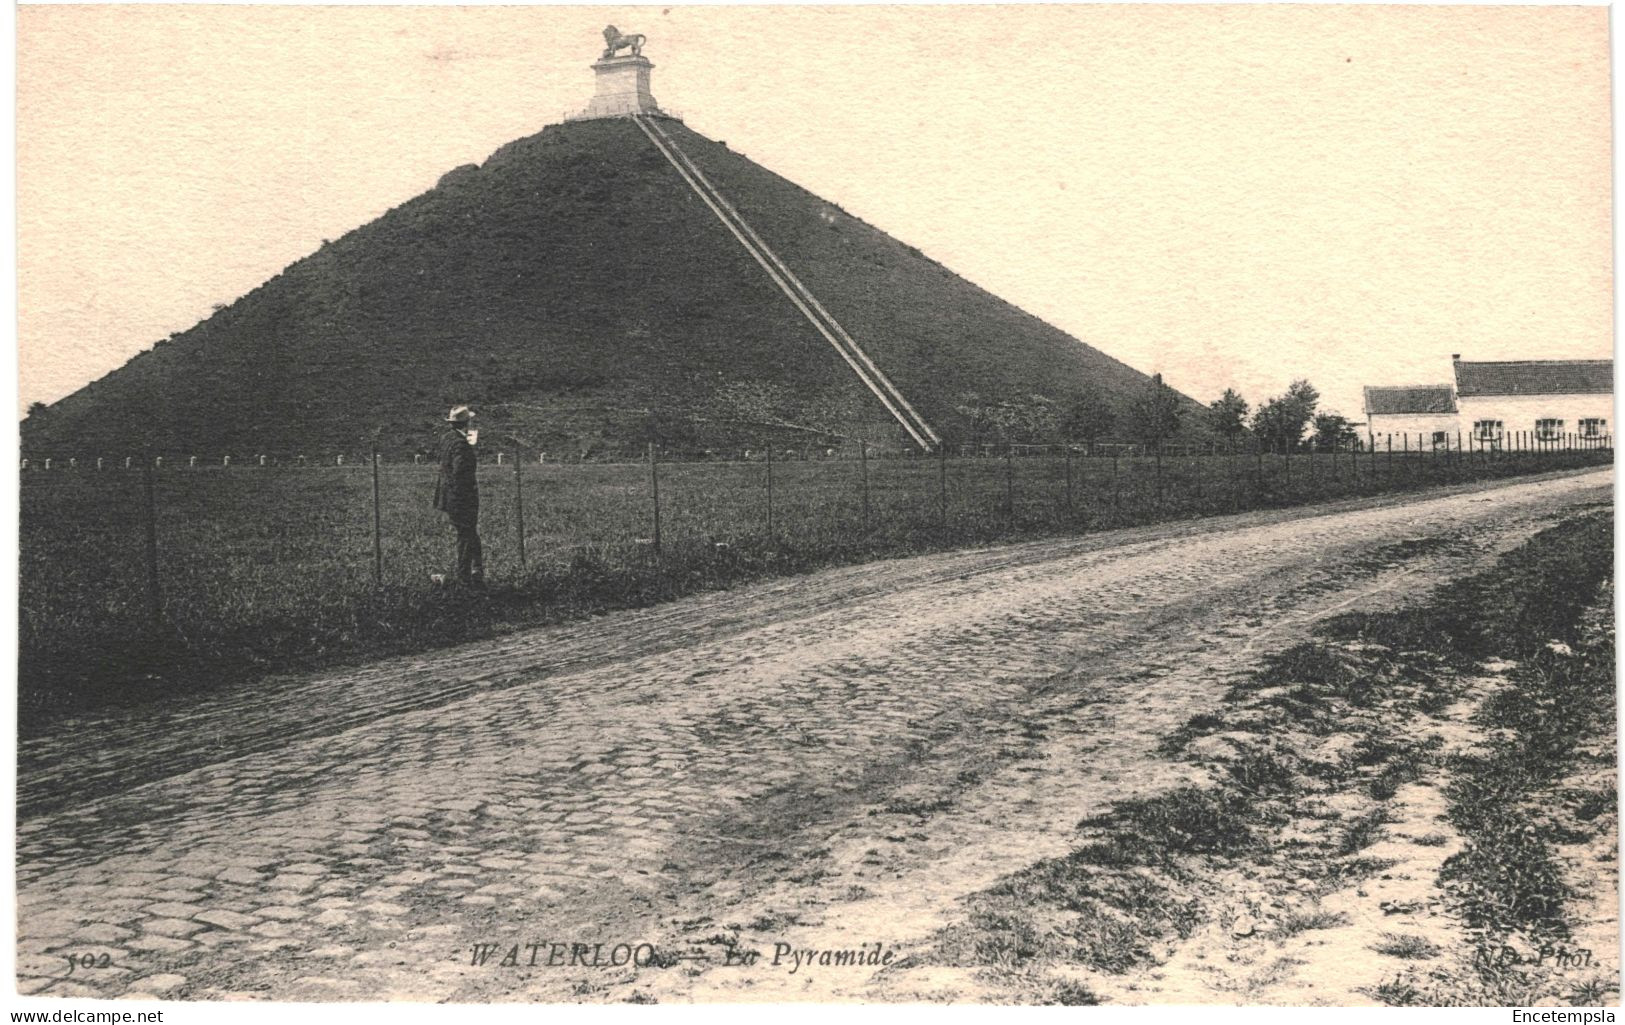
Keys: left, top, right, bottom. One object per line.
{"left": 1451, "top": 353, "right": 1461, "bottom": 361}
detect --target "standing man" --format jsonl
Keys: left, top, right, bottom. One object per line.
{"left": 434, "top": 405, "right": 484, "bottom": 586}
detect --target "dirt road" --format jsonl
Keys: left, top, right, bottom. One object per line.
{"left": 14, "top": 468, "right": 1612, "bottom": 1002}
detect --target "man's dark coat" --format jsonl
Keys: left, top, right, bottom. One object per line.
{"left": 434, "top": 427, "right": 479, "bottom": 522}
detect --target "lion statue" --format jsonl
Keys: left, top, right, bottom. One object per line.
{"left": 601, "top": 25, "right": 646, "bottom": 59}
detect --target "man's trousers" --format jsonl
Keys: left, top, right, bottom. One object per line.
{"left": 449, "top": 512, "right": 484, "bottom": 583}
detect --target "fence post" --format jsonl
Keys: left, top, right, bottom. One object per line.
{"left": 765, "top": 440, "right": 774, "bottom": 536}
{"left": 1229, "top": 435, "right": 1239, "bottom": 513}
{"left": 938, "top": 442, "right": 948, "bottom": 531}
{"left": 1004, "top": 443, "right": 1014, "bottom": 518}
{"left": 1190, "top": 447, "right": 1201, "bottom": 511}
{"left": 1113, "top": 450, "right": 1121, "bottom": 513}
{"left": 1153, "top": 440, "right": 1163, "bottom": 512}
{"left": 648, "top": 441, "right": 662, "bottom": 559}
{"left": 371, "top": 443, "right": 383, "bottom": 587}
{"left": 1064, "top": 444, "right": 1073, "bottom": 513}
{"left": 142, "top": 450, "right": 162, "bottom": 628}
{"left": 1254, "top": 439, "right": 1263, "bottom": 501}
{"left": 513, "top": 440, "right": 527, "bottom": 570}
{"left": 860, "top": 439, "right": 871, "bottom": 531}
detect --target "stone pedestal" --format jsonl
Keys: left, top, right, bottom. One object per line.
{"left": 570, "top": 55, "right": 662, "bottom": 119}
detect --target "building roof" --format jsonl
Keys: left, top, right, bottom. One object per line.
{"left": 1454, "top": 359, "right": 1613, "bottom": 398}
{"left": 1364, "top": 385, "right": 1457, "bottom": 416}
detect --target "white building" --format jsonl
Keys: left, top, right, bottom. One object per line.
{"left": 1364, "top": 356, "right": 1613, "bottom": 450}
{"left": 1363, "top": 384, "right": 1460, "bottom": 450}
{"left": 1453, "top": 356, "right": 1612, "bottom": 448}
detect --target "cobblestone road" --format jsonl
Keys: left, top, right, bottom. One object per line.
{"left": 15, "top": 469, "right": 1611, "bottom": 1002}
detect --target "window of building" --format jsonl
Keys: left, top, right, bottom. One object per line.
{"left": 1536, "top": 418, "right": 1565, "bottom": 441}
{"left": 1431, "top": 431, "right": 1448, "bottom": 446}
{"left": 1580, "top": 418, "right": 1607, "bottom": 438}
{"left": 1473, "top": 420, "right": 1504, "bottom": 441}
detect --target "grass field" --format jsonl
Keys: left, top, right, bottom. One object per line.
{"left": 18, "top": 444, "right": 1611, "bottom": 725}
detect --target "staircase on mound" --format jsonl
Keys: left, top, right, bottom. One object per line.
{"left": 631, "top": 114, "right": 940, "bottom": 452}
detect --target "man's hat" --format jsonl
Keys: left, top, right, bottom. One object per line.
{"left": 445, "top": 405, "right": 475, "bottom": 423}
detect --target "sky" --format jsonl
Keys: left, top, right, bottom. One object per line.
{"left": 16, "top": 4, "right": 1614, "bottom": 421}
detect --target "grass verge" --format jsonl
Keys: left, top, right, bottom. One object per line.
{"left": 921, "top": 509, "right": 1615, "bottom": 1004}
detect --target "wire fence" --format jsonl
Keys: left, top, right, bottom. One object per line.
{"left": 20, "top": 430, "right": 1613, "bottom": 633}
{"left": 18, "top": 427, "right": 1614, "bottom": 719}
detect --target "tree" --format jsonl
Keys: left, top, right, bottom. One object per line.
{"left": 1285, "top": 378, "right": 1321, "bottom": 416}
{"left": 1061, "top": 388, "right": 1115, "bottom": 451}
{"left": 1251, "top": 378, "right": 1320, "bottom": 451}
{"left": 1251, "top": 400, "right": 1292, "bottom": 451}
{"left": 1125, "top": 373, "right": 1182, "bottom": 448}
{"left": 1311, "top": 412, "right": 1359, "bottom": 451}
{"left": 1207, "top": 388, "right": 1249, "bottom": 439}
